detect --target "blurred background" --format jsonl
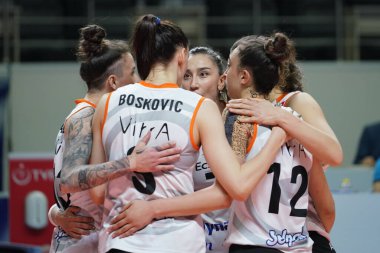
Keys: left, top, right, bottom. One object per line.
{"left": 0, "top": 0, "right": 380, "bottom": 252}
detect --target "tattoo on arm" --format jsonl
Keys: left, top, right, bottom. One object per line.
{"left": 59, "top": 107, "right": 133, "bottom": 193}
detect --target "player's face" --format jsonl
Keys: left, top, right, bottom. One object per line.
{"left": 182, "top": 54, "right": 221, "bottom": 102}
{"left": 225, "top": 48, "right": 242, "bottom": 99}
{"left": 117, "top": 53, "right": 140, "bottom": 88}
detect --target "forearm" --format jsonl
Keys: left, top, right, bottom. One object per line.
{"left": 320, "top": 209, "right": 335, "bottom": 233}
{"left": 60, "top": 158, "right": 130, "bottom": 194}
{"left": 309, "top": 160, "right": 336, "bottom": 232}
{"left": 152, "top": 183, "right": 231, "bottom": 219}
{"left": 278, "top": 111, "right": 342, "bottom": 166}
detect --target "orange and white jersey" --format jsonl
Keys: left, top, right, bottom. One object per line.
{"left": 225, "top": 119, "right": 313, "bottom": 252}
{"left": 273, "top": 91, "right": 300, "bottom": 107}
{"left": 99, "top": 81, "right": 206, "bottom": 253}
{"left": 51, "top": 99, "right": 102, "bottom": 253}
{"left": 193, "top": 147, "right": 230, "bottom": 253}
{"left": 274, "top": 92, "right": 330, "bottom": 240}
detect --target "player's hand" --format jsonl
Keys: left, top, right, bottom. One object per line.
{"left": 129, "top": 131, "right": 182, "bottom": 173}
{"left": 108, "top": 200, "right": 154, "bottom": 238}
{"left": 55, "top": 206, "right": 95, "bottom": 239}
{"left": 227, "top": 98, "right": 281, "bottom": 125}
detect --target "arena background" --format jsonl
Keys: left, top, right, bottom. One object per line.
{"left": 1, "top": 0, "right": 379, "bottom": 252}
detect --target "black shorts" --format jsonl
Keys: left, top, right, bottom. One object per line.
{"left": 309, "top": 231, "right": 336, "bottom": 253}
{"left": 229, "top": 244, "right": 282, "bottom": 253}
{"left": 107, "top": 249, "right": 132, "bottom": 253}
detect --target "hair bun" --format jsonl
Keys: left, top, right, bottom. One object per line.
{"left": 77, "top": 24, "right": 107, "bottom": 61}
{"left": 82, "top": 24, "right": 106, "bottom": 43}
{"left": 264, "top": 32, "right": 291, "bottom": 63}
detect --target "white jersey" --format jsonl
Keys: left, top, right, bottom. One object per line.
{"left": 99, "top": 81, "right": 206, "bottom": 253}
{"left": 50, "top": 99, "right": 102, "bottom": 253}
{"left": 274, "top": 92, "right": 331, "bottom": 241}
{"left": 193, "top": 147, "right": 230, "bottom": 253}
{"left": 273, "top": 91, "right": 300, "bottom": 107}
{"left": 225, "top": 119, "right": 314, "bottom": 252}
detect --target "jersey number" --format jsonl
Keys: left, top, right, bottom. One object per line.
{"left": 267, "top": 162, "right": 308, "bottom": 217}
{"left": 128, "top": 146, "right": 156, "bottom": 195}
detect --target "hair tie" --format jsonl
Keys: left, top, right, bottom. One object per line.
{"left": 155, "top": 17, "right": 161, "bottom": 25}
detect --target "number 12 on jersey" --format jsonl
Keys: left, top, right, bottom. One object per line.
{"left": 267, "top": 162, "right": 308, "bottom": 217}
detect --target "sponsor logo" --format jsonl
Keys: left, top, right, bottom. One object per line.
{"left": 266, "top": 227, "right": 308, "bottom": 247}
{"left": 12, "top": 163, "right": 54, "bottom": 186}
{"left": 204, "top": 221, "right": 228, "bottom": 236}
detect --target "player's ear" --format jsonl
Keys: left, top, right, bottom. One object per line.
{"left": 240, "top": 69, "right": 251, "bottom": 87}
{"left": 106, "top": 75, "right": 118, "bottom": 90}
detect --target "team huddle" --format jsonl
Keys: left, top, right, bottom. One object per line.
{"left": 48, "top": 14, "right": 343, "bottom": 253}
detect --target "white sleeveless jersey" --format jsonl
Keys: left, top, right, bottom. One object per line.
{"left": 99, "top": 81, "right": 206, "bottom": 253}
{"left": 193, "top": 147, "right": 230, "bottom": 253}
{"left": 50, "top": 100, "right": 102, "bottom": 253}
{"left": 274, "top": 92, "right": 330, "bottom": 241}
{"left": 225, "top": 121, "right": 314, "bottom": 253}
{"left": 273, "top": 91, "right": 300, "bottom": 107}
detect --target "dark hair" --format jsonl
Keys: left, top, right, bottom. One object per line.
{"left": 189, "top": 47, "right": 226, "bottom": 75}
{"left": 281, "top": 55, "right": 303, "bottom": 92}
{"left": 76, "top": 24, "right": 130, "bottom": 90}
{"left": 231, "top": 32, "right": 299, "bottom": 95}
{"left": 131, "top": 14, "right": 189, "bottom": 80}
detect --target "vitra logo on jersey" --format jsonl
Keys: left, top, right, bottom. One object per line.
{"left": 12, "top": 163, "right": 54, "bottom": 186}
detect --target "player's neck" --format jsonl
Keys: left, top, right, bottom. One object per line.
{"left": 84, "top": 91, "right": 104, "bottom": 106}
{"left": 145, "top": 62, "right": 179, "bottom": 85}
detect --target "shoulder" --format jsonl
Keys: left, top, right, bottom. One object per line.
{"left": 64, "top": 106, "right": 94, "bottom": 132}
{"left": 288, "top": 92, "right": 318, "bottom": 107}
{"left": 69, "top": 106, "right": 95, "bottom": 122}
{"left": 287, "top": 91, "right": 323, "bottom": 112}
{"left": 196, "top": 98, "right": 221, "bottom": 125}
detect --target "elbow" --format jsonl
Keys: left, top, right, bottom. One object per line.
{"left": 227, "top": 180, "right": 257, "bottom": 201}
{"left": 328, "top": 150, "right": 344, "bottom": 167}
{"left": 324, "top": 144, "right": 344, "bottom": 167}
{"left": 229, "top": 188, "right": 251, "bottom": 202}
{"left": 220, "top": 195, "right": 232, "bottom": 209}
{"left": 328, "top": 155, "right": 343, "bottom": 167}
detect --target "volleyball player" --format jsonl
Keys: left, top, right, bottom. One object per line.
{"left": 183, "top": 47, "right": 230, "bottom": 253}
{"left": 226, "top": 34, "right": 341, "bottom": 253}
{"left": 49, "top": 24, "right": 181, "bottom": 253}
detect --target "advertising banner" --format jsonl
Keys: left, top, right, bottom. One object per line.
{"left": 9, "top": 153, "right": 55, "bottom": 246}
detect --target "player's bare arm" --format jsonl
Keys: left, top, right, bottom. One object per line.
{"left": 227, "top": 96, "right": 343, "bottom": 166}
{"left": 59, "top": 105, "right": 131, "bottom": 193}
{"left": 308, "top": 159, "right": 335, "bottom": 232}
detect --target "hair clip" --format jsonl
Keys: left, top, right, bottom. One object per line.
{"left": 155, "top": 17, "right": 161, "bottom": 25}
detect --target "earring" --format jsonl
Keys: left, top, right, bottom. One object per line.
{"left": 219, "top": 89, "right": 228, "bottom": 103}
